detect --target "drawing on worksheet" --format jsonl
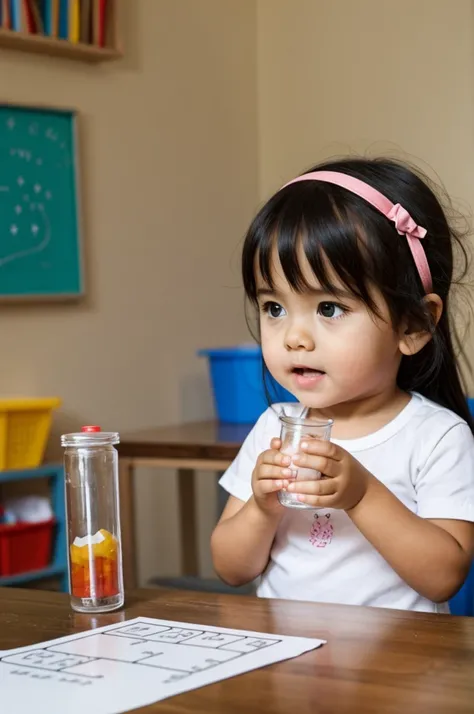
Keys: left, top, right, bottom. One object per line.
{"left": 0, "top": 616, "right": 325, "bottom": 714}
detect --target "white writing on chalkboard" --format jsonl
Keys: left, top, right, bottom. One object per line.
{"left": 0, "top": 201, "right": 51, "bottom": 268}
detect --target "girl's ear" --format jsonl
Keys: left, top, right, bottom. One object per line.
{"left": 398, "top": 294, "right": 443, "bottom": 356}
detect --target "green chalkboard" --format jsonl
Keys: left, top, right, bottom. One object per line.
{"left": 0, "top": 104, "right": 83, "bottom": 300}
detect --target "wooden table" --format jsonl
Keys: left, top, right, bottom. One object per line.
{"left": 117, "top": 421, "right": 252, "bottom": 589}
{"left": 1, "top": 587, "right": 474, "bottom": 713}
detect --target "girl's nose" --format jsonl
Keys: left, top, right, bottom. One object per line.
{"left": 284, "top": 322, "right": 315, "bottom": 351}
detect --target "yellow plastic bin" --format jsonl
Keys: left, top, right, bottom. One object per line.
{"left": 0, "top": 397, "right": 61, "bottom": 470}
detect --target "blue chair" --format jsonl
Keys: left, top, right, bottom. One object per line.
{"left": 450, "top": 567, "right": 474, "bottom": 616}
{"left": 448, "top": 398, "right": 474, "bottom": 615}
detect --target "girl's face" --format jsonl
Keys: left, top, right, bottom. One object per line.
{"left": 256, "top": 247, "right": 406, "bottom": 417}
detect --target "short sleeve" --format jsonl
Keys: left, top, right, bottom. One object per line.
{"left": 415, "top": 422, "right": 474, "bottom": 522}
{"left": 218, "top": 407, "right": 278, "bottom": 503}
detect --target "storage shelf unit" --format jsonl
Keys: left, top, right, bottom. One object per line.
{"left": 0, "top": 464, "right": 68, "bottom": 591}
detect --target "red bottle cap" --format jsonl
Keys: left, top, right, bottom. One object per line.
{"left": 81, "top": 425, "right": 101, "bottom": 433}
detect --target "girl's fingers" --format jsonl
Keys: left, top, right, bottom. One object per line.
{"left": 270, "top": 437, "right": 282, "bottom": 450}
{"left": 259, "top": 449, "right": 292, "bottom": 468}
{"left": 294, "top": 493, "right": 340, "bottom": 508}
{"left": 259, "top": 478, "right": 289, "bottom": 494}
{"left": 287, "top": 477, "right": 337, "bottom": 496}
{"left": 299, "top": 439, "right": 342, "bottom": 460}
{"left": 292, "top": 454, "right": 339, "bottom": 477}
{"left": 259, "top": 464, "right": 294, "bottom": 480}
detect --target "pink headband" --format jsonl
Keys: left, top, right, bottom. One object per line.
{"left": 283, "top": 170, "right": 432, "bottom": 293}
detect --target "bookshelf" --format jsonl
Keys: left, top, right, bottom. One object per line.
{"left": 0, "top": 1, "right": 122, "bottom": 64}
{"left": 0, "top": 27, "right": 121, "bottom": 62}
{"left": 0, "top": 464, "right": 68, "bottom": 592}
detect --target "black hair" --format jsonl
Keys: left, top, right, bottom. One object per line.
{"left": 242, "top": 157, "right": 474, "bottom": 432}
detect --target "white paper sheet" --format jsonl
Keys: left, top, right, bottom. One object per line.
{"left": 0, "top": 616, "right": 325, "bottom": 714}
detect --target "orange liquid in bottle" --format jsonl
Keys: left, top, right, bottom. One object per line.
{"left": 70, "top": 529, "right": 119, "bottom": 599}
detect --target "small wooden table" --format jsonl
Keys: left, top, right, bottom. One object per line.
{"left": 1, "top": 587, "right": 474, "bottom": 713}
{"left": 117, "top": 421, "right": 252, "bottom": 589}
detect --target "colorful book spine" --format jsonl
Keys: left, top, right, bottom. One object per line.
{"left": 43, "top": 0, "right": 59, "bottom": 35}
{"left": 23, "top": 0, "right": 35, "bottom": 32}
{"left": 29, "top": 0, "right": 44, "bottom": 33}
{"left": 93, "top": 0, "right": 106, "bottom": 46}
{"left": 98, "top": 0, "right": 105, "bottom": 45}
{"left": 68, "top": 0, "right": 79, "bottom": 42}
{"left": 2, "top": 0, "right": 11, "bottom": 29}
{"left": 10, "top": 0, "right": 21, "bottom": 30}
{"left": 58, "top": 0, "right": 68, "bottom": 38}
{"left": 79, "top": 0, "right": 90, "bottom": 43}
{"left": 53, "top": 0, "right": 59, "bottom": 35}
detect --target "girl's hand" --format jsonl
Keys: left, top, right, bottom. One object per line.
{"left": 287, "top": 440, "right": 372, "bottom": 510}
{"left": 251, "top": 438, "right": 292, "bottom": 514}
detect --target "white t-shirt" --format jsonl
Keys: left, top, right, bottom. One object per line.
{"left": 219, "top": 393, "right": 474, "bottom": 613}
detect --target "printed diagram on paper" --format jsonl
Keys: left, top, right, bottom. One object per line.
{"left": 0, "top": 616, "right": 325, "bottom": 714}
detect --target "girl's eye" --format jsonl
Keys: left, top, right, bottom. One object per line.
{"left": 262, "top": 301, "right": 286, "bottom": 319}
{"left": 318, "top": 302, "right": 346, "bottom": 319}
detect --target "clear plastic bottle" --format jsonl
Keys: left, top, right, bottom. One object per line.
{"left": 61, "top": 426, "right": 124, "bottom": 613}
{"left": 277, "top": 415, "right": 333, "bottom": 509}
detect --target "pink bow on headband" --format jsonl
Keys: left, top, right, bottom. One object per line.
{"left": 387, "top": 204, "right": 427, "bottom": 240}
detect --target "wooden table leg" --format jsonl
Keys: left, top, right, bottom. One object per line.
{"left": 178, "top": 469, "right": 199, "bottom": 576}
{"left": 119, "top": 458, "right": 137, "bottom": 589}
{"left": 216, "top": 471, "right": 227, "bottom": 519}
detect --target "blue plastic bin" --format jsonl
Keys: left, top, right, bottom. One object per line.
{"left": 198, "top": 345, "right": 297, "bottom": 424}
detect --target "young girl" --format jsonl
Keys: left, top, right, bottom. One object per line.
{"left": 211, "top": 157, "right": 474, "bottom": 613}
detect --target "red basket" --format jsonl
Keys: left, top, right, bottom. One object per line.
{"left": 0, "top": 519, "right": 55, "bottom": 576}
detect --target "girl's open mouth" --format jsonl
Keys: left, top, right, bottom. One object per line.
{"left": 292, "top": 367, "right": 326, "bottom": 388}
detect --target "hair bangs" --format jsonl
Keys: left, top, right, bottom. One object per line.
{"left": 244, "top": 182, "right": 379, "bottom": 312}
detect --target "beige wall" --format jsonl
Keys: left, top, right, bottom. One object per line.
{"left": 256, "top": 0, "right": 474, "bottom": 385}
{"left": 0, "top": 0, "right": 257, "bottom": 583}
{"left": 257, "top": 0, "right": 474, "bottom": 201}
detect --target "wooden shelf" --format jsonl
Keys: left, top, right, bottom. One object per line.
{"left": 0, "top": 562, "right": 67, "bottom": 587}
{"left": 0, "top": 464, "right": 68, "bottom": 592}
{"left": 0, "top": 28, "right": 121, "bottom": 63}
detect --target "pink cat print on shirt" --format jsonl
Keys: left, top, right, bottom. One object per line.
{"left": 309, "top": 513, "right": 333, "bottom": 548}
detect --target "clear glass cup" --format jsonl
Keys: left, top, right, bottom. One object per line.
{"left": 277, "top": 414, "right": 334, "bottom": 509}
{"left": 61, "top": 426, "right": 124, "bottom": 613}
